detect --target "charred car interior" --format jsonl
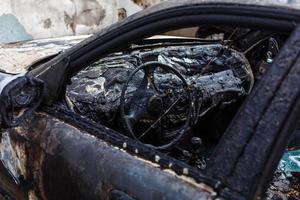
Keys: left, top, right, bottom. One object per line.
{"left": 0, "top": 1, "right": 300, "bottom": 200}
{"left": 67, "top": 32, "right": 259, "bottom": 159}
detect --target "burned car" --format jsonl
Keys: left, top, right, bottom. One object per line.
{"left": 0, "top": 0, "right": 300, "bottom": 199}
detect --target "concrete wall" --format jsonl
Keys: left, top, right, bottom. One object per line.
{"left": 0, "top": 0, "right": 163, "bottom": 43}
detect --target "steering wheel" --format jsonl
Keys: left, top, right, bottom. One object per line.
{"left": 120, "top": 61, "right": 193, "bottom": 150}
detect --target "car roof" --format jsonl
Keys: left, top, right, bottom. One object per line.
{"left": 158, "top": 0, "right": 300, "bottom": 10}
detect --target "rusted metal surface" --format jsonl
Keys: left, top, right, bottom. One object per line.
{"left": 2, "top": 112, "right": 217, "bottom": 200}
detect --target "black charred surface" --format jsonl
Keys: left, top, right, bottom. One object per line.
{"left": 65, "top": 41, "right": 253, "bottom": 169}
{"left": 15, "top": 112, "right": 217, "bottom": 200}
{"left": 67, "top": 42, "right": 251, "bottom": 143}
{"left": 206, "top": 26, "right": 300, "bottom": 199}
{"left": 42, "top": 106, "right": 220, "bottom": 186}
{"left": 0, "top": 72, "right": 45, "bottom": 128}
{"left": 67, "top": 43, "right": 251, "bottom": 122}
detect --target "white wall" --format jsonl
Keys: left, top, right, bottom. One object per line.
{"left": 0, "top": 0, "right": 163, "bottom": 43}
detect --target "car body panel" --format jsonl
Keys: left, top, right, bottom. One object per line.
{"left": 2, "top": 111, "right": 219, "bottom": 200}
